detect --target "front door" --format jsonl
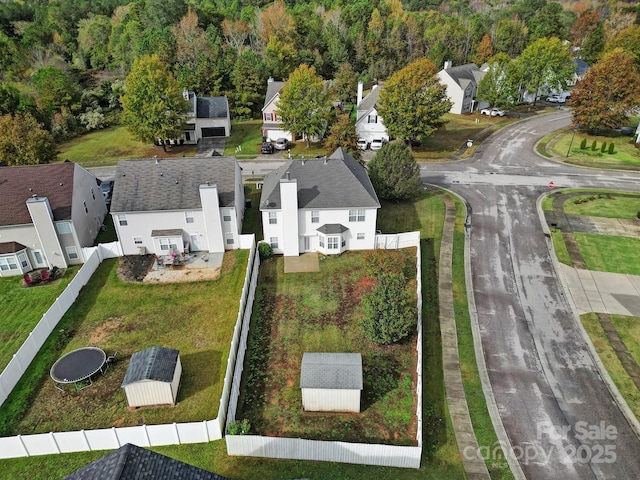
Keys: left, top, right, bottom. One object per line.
{"left": 32, "top": 250, "right": 46, "bottom": 268}
{"left": 303, "top": 236, "right": 310, "bottom": 252}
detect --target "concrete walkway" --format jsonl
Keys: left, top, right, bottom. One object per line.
{"left": 438, "top": 196, "right": 490, "bottom": 480}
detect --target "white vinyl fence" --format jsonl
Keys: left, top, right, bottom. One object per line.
{"left": 226, "top": 233, "right": 423, "bottom": 469}
{"left": 0, "top": 238, "right": 260, "bottom": 459}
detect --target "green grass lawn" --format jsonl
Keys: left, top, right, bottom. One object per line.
{"left": 563, "top": 194, "right": 640, "bottom": 218}
{"left": 0, "top": 251, "right": 247, "bottom": 436}
{"left": 580, "top": 313, "right": 640, "bottom": 420}
{"left": 224, "top": 119, "right": 263, "bottom": 156}
{"left": 56, "top": 126, "right": 197, "bottom": 166}
{"left": 574, "top": 233, "right": 640, "bottom": 275}
{"left": 552, "top": 131, "right": 640, "bottom": 167}
{"left": 551, "top": 229, "right": 573, "bottom": 266}
{"left": 241, "top": 185, "right": 264, "bottom": 241}
{"left": 0, "top": 267, "right": 79, "bottom": 371}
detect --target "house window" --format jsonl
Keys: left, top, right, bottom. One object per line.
{"left": 349, "top": 209, "right": 365, "bottom": 222}
{"left": 341, "top": 237, "right": 346, "bottom": 247}
{"left": 90, "top": 188, "right": 95, "bottom": 200}
{"left": 185, "top": 211, "right": 194, "bottom": 224}
{"left": 0, "top": 256, "right": 18, "bottom": 271}
{"left": 117, "top": 214, "right": 128, "bottom": 226}
{"left": 368, "top": 115, "right": 377, "bottom": 124}
{"left": 269, "top": 212, "right": 277, "bottom": 224}
{"left": 159, "top": 238, "right": 178, "bottom": 252}
{"left": 270, "top": 237, "right": 278, "bottom": 249}
{"left": 133, "top": 237, "right": 143, "bottom": 245}
{"left": 264, "top": 112, "right": 274, "bottom": 122}
{"left": 65, "top": 246, "right": 79, "bottom": 260}
{"left": 223, "top": 211, "right": 232, "bottom": 222}
{"left": 225, "top": 233, "right": 235, "bottom": 245}
{"left": 185, "top": 132, "right": 191, "bottom": 141}
{"left": 83, "top": 201, "right": 88, "bottom": 214}
{"left": 327, "top": 237, "right": 339, "bottom": 250}
{"left": 18, "top": 252, "right": 28, "bottom": 268}
{"left": 311, "top": 210, "right": 319, "bottom": 223}
{"left": 56, "top": 222, "right": 72, "bottom": 234}
{"left": 357, "top": 232, "right": 365, "bottom": 240}
{"left": 319, "top": 236, "right": 324, "bottom": 247}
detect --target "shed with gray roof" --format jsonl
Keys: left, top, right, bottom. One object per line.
{"left": 300, "top": 352, "right": 362, "bottom": 412}
{"left": 122, "top": 346, "right": 181, "bottom": 407}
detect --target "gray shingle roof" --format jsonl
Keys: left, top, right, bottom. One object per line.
{"left": 196, "top": 96, "right": 228, "bottom": 119}
{"left": 262, "top": 81, "right": 284, "bottom": 109}
{"left": 121, "top": 347, "right": 179, "bottom": 386}
{"left": 111, "top": 157, "right": 238, "bottom": 213}
{"left": 0, "top": 162, "right": 79, "bottom": 226}
{"left": 259, "top": 148, "right": 380, "bottom": 210}
{"left": 357, "top": 84, "right": 382, "bottom": 113}
{"left": 316, "top": 224, "right": 348, "bottom": 234}
{"left": 300, "top": 352, "right": 363, "bottom": 390}
{"left": 443, "top": 63, "right": 485, "bottom": 89}
{"left": 63, "top": 443, "right": 230, "bottom": 480}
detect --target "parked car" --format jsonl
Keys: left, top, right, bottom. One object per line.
{"left": 370, "top": 138, "right": 386, "bottom": 151}
{"left": 274, "top": 138, "right": 289, "bottom": 150}
{"left": 546, "top": 95, "right": 565, "bottom": 103}
{"left": 261, "top": 142, "right": 275, "bottom": 154}
{"left": 357, "top": 138, "right": 369, "bottom": 150}
{"left": 100, "top": 180, "right": 113, "bottom": 206}
{"left": 480, "top": 107, "right": 505, "bottom": 117}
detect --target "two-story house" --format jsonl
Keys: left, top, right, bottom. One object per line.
{"left": 260, "top": 148, "right": 380, "bottom": 257}
{"left": 0, "top": 162, "right": 108, "bottom": 276}
{"left": 110, "top": 157, "right": 244, "bottom": 257}
{"left": 437, "top": 62, "right": 487, "bottom": 114}
{"left": 181, "top": 90, "right": 231, "bottom": 144}
{"left": 261, "top": 78, "right": 294, "bottom": 142}
{"left": 354, "top": 83, "right": 389, "bottom": 144}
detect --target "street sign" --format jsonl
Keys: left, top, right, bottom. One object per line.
{"left": 548, "top": 181, "right": 555, "bottom": 189}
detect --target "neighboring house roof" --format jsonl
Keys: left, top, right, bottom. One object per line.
{"left": 357, "top": 85, "right": 382, "bottom": 114}
{"left": 574, "top": 58, "right": 589, "bottom": 77}
{"left": 262, "top": 81, "right": 284, "bottom": 110}
{"left": 63, "top": 443, "right": 230, "bottom": 480}
{"left": 300, "top": 352, "right": 363, "bottom": 390}
{"left": 111, "top": 157, "right": 238, "bottom": 213}
{"left": 442, "top": 63, "right": 485, "bottom": 90}
{"left": 0, "top": 162, "right": 77, "bottom": 227}
{"left": 196, "top": 97, "right": 228, "bottom": 119}
{"left": 121, "top": 346, "right": 179, "bottom": 386}
{"left": 260, "top": 148, "right": 380, "bottom": 210}
{"left": 0, "top": 241, "right": 27, "bottom": 255}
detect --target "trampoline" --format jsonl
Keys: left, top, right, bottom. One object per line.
{"left": 50, "top": 347, "right": 107, "bottom": 391}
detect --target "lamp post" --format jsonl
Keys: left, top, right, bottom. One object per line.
{"left": 566, "top": 126, "right": 577, "bottom": 158}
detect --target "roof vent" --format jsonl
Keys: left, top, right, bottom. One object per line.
{"left": 323, "top": 157, "right": 327, "bottom": 165}
{"left": 31, "top": 194, "right": 37, "bottom": 199}
{"left": 301, "top": 159, "right": 305, "bottom": 166}
{"left": 153, "top": 155, "right": 158, "bottom": 165}
{"left": 175, "top": 180, "right": 179, "bottom": 184}
{"left": 285, "top": 170, "right": 290, "bottom": 180}
{"left": 160, "top": 172, "right": 163, "bottom": 176}
{"left": 59, "top": 183, "right": 63, "bottom": 186}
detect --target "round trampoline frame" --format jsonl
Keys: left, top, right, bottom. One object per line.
{"left": 50, "top": 347, "right": 107, "bottom": 391}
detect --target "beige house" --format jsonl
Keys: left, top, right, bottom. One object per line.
{"left": 261, "top": 78, "right": 294, "bottom": 142}
{"left": 437, "top": 62, "right": 487, "bottom": 114}
{"left": 0, "top": 162, "right": 107, "bottom": 276}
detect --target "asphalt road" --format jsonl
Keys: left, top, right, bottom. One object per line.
{"left": 424, "top": 112, "right": 640, "bottom": 479}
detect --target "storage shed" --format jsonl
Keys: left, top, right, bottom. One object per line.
{"left": 121, "top": 347, "right": 181, "bottom": 408}
{"left": 300, "top": 352, "right": 362, "bottom": 413}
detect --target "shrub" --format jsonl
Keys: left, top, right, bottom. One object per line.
{"left": 600, "top": 142, "right": 607, "bottom": 153}
{"left": 258, "top": 242, "right": 273, "bottom": 260}
{"left": 580, "top": 138, "right": 587, "bottom": 149}
{"left": 361, "top": 273, "right": 417, "bottom": 345}
{"left": 362, "top": 249, "right": 413, "bottom": 279}
{"left": 226, "top": 419, "right": 251, "bottom": 435}
{"left": 608, "top": 143, "right": 615, "bottom": 154}
{"left": 591, "top": 140, "right": 597, "bottom": 151}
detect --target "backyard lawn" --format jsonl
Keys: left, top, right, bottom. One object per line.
{"left": 0, "top": 250, "right": 248, "bottom": 436}
{"left": 0, "top": 267, "right": 79, "bottom": 372}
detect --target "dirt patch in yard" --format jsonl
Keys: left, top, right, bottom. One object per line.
{"left": 117, "top": 255, "right": 156, "bottom": 282}
{"left": 117, "top": 254, "right": 221, "bottom": 283}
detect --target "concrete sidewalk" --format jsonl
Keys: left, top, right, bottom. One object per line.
{"left": 560, "top": 265, "right": 640, "bottom": 316}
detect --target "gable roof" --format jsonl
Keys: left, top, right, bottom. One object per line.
{"left": 196, "top": 97, "right": 228, "bottom": 119}
{"left": 111, "top": 157, "right": 238, "bottom": 213}
{"left": 63, "top": 443, "right": 230, "bottom": 480}
{"left": 574, "top": 58, "right": 589, "bottom": 77}
{"left": 260, "top": 148, "right": 380, "bottom": 210}
{"left": 300, "top": 352, "right": 363, "bottom": 390}
{"left": 357, "top": 85, "right": 382, "bottom": 114}
{"left": 442, "top": 63, "right": 485, "bottom": 90}
{"left": 0, "top": 162, "right": 79, "bottom": 227}
{"left": 121, "top": 346, "right": 179, "bottom": 386}
{"left": 262, "top": 80, "right": 284, "bottom": 110}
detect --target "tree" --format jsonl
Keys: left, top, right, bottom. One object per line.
{"left": 376, "top": 58, "right": 452, "bottom": 144}
{"left": 570, "top": 48, "right": 640, "bottom": 131}
{"left": 77, "top": 14, "right": 112, "bottom": 69}
{"left": 120, "top": 55, "right": 190, "bottom": 150}
{"left": 478, "top": 53, "right": 520, "bottom": 108}
{"left": 324, "top": 114, "right": 362, "bottom": 162}
{"left": 0, "top": 82, "right": 20, "bottom": 115}
{"left": 581, "top": 23, "right": 605, "bottom": 65}
{"left": 231, "top": 50, "right": 266, "bottom": 118}
{"left": 172, "top": 8, "right": 209, "bottom": 72}
{"left": 0, "top": 113, "right": 55, "bottom": 165}
{"left": 361, "top": 273, "right": 417, "bottom": 345}
{"left": 516, "top": 37, "right": 574, "bottom": 103}
{"left": 528, "top": 2, "right": 568, "bottom": 42}
{"left": 473, "top": 34, "right": 493, "bottom": 66}
{"left": 31, "top": 66, "right": 80, "bottom": 114}
{"left": 276, "top": 64, "right": 331, "bottom": 147}
{"left": 333, "top": 62, "right": 357, "bottom": 104}
{"left": 367, "top": 141, "right": 422, "bottom": 201}
{"left": 605, "top": 25, "right": 640, "bottom": 67}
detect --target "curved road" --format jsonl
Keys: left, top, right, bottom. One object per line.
{"left": 423, "top": 112, "right": 640, "bottom": 479}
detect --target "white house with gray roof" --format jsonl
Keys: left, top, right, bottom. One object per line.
{"left": 260, "top": 148, "right": 380, "bottom": 257}
{"left": 355, "top": 83, "right": 389, "bottom": 144}
{"left": 261, "top": 78, "right": 294, "bottom": 142}
{"left": 181, "top": 90, "right": 230, "bottom": 144}
{"left": 437, "top": 62, "right": 487, "bottom": 114}
{"left": 110, "top": 157, "right": 244, "bottom": 257}
{"left": 300, "top": 352, "right": 362, "bottom": 412}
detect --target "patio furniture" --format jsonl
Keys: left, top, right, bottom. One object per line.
{"left": 23, "top": 273, "right": 34, "bottom": 287}
{"left": 40, "top": 269, "right": 50, "bottom": 282}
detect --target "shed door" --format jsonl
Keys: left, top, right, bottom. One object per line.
{"left": 201, "top": 127, "right": 226, "bottom": 137}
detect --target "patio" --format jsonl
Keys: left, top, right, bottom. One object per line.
{"left": 143, "top": 252, "right": 225, "bottom": 283}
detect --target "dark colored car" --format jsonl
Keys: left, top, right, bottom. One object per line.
{"left": 261, "top": 142, "right": 275, "bottom": 154}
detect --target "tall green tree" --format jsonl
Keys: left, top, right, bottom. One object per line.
{"left": 31, "top": 66, "right": 81, "bottom": 114}
{"left": 324, "top": 114, "right": 361, "bottom": 162}
{"left": 478, "top": 53, "right": 520, "bottom": 108}
{"left": 0, "top": 113, "right": 55, "bottom": 165}
{"left": 120, "top": 55, "right": 190, "bottom": 149}
{"left": 0, "top": 82, "right": 20, "bottom": 115}
{"left": 581, "top": 23, "right": 605, "bottom": 65}
{"left": 367, "top": 141, "right": 422, "bottom": 201}
{"left": 570, "top": 48, "right": 640, "bottom": 131}
{"left": 376, "top": 57, "right": 451, "bottom": 144}
{"left": 231, "top": 49, "right": 266, "bottom": 118}
{"left": 276, "top": 64, "right": 331, "bottom": 146}
{"left": 333, "top": 62, "right": 357, "bottom": 104}
{"left": 516, "top": 37, "right": 574, "bottom": 103}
